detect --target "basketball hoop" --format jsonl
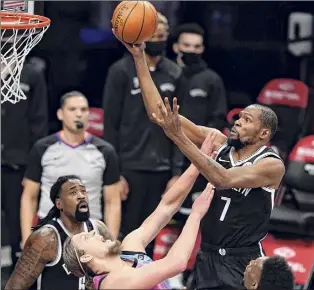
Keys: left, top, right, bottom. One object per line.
{"left": 1, "top": 11, "right": 50, "bottom": 104}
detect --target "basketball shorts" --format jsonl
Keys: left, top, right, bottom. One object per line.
{"left": 189, "top": 242, "right": 263, "bottom": 290}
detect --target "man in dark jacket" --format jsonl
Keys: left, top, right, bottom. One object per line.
{"left": 173, "top": 23, "right": 227, "bottom": 130}
{"left": 1, "top": 60, "right": 48, "bottom": 272}
{"left": 102, "top": 13, "right": 183, "bottom": 257}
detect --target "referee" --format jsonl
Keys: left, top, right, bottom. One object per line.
{"left": 20, "top": 91, "right": 122, "bottom": 246}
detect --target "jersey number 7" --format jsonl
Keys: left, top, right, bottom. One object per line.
{"left": 220, "top": 196, "right": 231, "bottom": 221}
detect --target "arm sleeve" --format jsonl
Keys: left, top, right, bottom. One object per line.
{"left": 102, "top": 144, "right": 121, "bottom": 186}
{"left": 28, "top": 70, "right": 49, "bottom": 145}
{"left": 24, "top": 143, "right": 43, "bottom": 183}
{"left": 102, "top": 63, "right": 127, "bottom": 153}
{"left": 206, "top": 74, "right": 228, "bottom": 131}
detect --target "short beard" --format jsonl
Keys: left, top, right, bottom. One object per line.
{"left": 75, "top": 206, "right": 90, "bottom": 222}
{"left": 227, "top": 137, "right": 247, "bottom": 150}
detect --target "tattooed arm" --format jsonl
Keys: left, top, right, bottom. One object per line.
{"left": 5, "top": 227, "right": 57, "bottom": 290}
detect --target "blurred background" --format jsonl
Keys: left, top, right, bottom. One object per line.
{"left": 1, "top": 1, "right": 314, "bottom": 289}
{"left": 27, "top": 1, "right": 314, "bottom": 130}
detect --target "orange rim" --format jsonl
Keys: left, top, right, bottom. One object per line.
{"left": 1, "top": 11, "right": 50, "bottom": 29}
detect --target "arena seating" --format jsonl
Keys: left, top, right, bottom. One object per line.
{"left": 222, "top": 108, "right": 243, "bottom": 137}
{"left": 269, "top": 135, "right": 314, "bottom": 238}
{"left": 86, "top": 107, "right": 104, "bottom": 137}
{"left": 257, "top": 78, "right": 309, "bottom": 159}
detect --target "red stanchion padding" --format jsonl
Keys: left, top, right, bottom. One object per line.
{"left": 153, "top": 226, "right": 202, "bottom": 270}
{"left": 226, "top": 108, "right": 243, "bottom": 124}
{"left": 262, "top": 234, "right": 314, "bottom": 285}
{"left": 288, "top": 135, "right": 314, "bottom": 163}
{"left": 86, "top": 108, "right": 104, "bottom": 138}
{"left": 257, "top": 78, "right": 308, "bottom": 108}
{"left": 32, "top": 215, "right": 39, "bottom": 227}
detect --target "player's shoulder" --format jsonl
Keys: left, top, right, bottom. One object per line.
{"left": 32, "top": 134, "right": 59, "bottom": 151}
{"left": 257, "top": 146, "right": 283, "bottom": 163}
{"left": 26, "top": 226, "right": 58, "bottom": 261}
{"left": 254, "top": 147, "right": 285, "bottom": 173}
{"left": 28, "top": 226, "right": 58, "bottom": 249}
{"left": 160, "top": 57, "right": 182, "bottom": 79}
{"left": 32, "top": 226, "right": 58, "bottom": 240}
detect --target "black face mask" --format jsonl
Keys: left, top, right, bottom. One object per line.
{"left": 180, "top": 51, "right": 202, "bottom": 66}
{"left": 145, "top": 41, "right": 166, "bottom": 57}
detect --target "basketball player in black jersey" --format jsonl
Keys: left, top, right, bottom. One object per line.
{"left": 5, "top": 175, "right": 113, "bottom": 290}
{"left": 111, "top": 35, "right": 288, "bottom": 290}
{"left": 152, "top": 100, "right": 285, "bottom": 289}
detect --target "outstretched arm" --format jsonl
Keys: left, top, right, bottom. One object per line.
{"left": 153, "top": 98, "right": 285, "bottom": 190}
{"left": 121, "top": 164, "right": 199, "bottom": 252}
{"left": 133, "top": 53, "right": 227, "bottom": 148}
{"left": 174, "top": 132, "right": 285, "bottom": 189}
{"left": 121, "top": 132, "right": 217, "bottom": 252}
{"left": 111, "top": 31, "right": 226, "bottom": 148}
{"left": 5, "top": 227, "right": 57, "bottom": 290}
{"left": 110, "top": 184, "right": 214, "bottom": 290}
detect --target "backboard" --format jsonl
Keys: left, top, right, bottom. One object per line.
{"left": 0, "top": 0, "right": 44, "bottom": 14}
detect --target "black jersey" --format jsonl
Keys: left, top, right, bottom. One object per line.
{"left": 30, "top": 218, "right": 98, "bottom": 290}
{"left": 201, "top": 144, "right": 282, "bottom": 249}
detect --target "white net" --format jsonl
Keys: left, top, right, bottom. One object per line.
{"left": 1, "top": 13, "right": 50, "bottom": 104}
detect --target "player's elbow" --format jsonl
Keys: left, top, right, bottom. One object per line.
{"left": 216, "top": 173, "right": 239, "bottom": 189}
{"left": 166, "top": 251, "right": 189, "bottom": 273}
{"left": 173, "top": 258, "right": 188, "bottom": 273}
{"left": 165, "top": 257, "right": 187, "bottom": 275}
{"left": 211, "top": 175, "right": 229, "bottom": 190}
{"left": 211, "top": 180, "right": 224, "bottom": 189}
{"left": 160, "top": 193, "right": 181, "bottom": 212}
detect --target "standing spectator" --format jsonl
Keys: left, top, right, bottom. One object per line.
{"left": 20, "top": 91, "right": 121, "bottom": 247}
{"left": 1, "top": 61, "right": 48, "bottom": 272}
{"left": 102, "top": 13, "right": 183, "bottom": 257}
{"left": 173, "top": 23, "right": 227, "bottom": 130}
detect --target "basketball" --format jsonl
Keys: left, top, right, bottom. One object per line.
{"left": 112, "top": 1, "right": 158, "bottom": 44}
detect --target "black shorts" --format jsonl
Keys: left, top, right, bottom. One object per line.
{"left": 190, "top": 242, "right": 263, "bottom": 290}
